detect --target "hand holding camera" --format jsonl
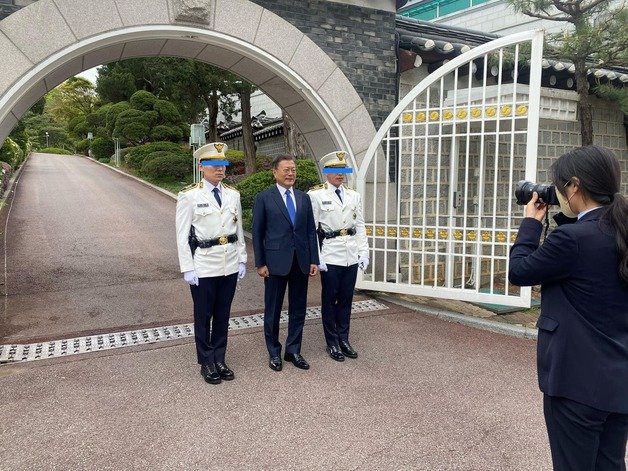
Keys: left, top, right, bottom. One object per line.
{"left": 525, "top": 192, "right": 548, "bottom": 222}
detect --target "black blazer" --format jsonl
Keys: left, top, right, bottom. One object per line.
{"left": 252, "top": 185, "right": 319, "bottom": 276}
{"left": 509, "top": 208, "right": 628, "bottom": 414}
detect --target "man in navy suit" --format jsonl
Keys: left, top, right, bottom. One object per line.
{"left": 252, "top": 155, "right": 319, "bottom": 371}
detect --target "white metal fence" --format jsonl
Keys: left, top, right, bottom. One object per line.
{"left": 356, "top": 30, "right": 544, "bottom": 307}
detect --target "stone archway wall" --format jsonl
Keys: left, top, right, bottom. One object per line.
{"left": 0, "top": 0, "right": 378, "bottom": 168}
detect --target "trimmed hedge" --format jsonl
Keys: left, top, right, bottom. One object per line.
{"left": 39, "top": 147, "right": 72, "bottom": 155}
{"left": 236, "top": 159, "right": 319, "bottom": 211}
{"left": 141, "top": 153, "right": 191, "bottom": 180}
{"left": 91, "top": 137, "right": 114, "bottom": 160}
{"left": 125, "top": 141, "right": 190, "bottom": 170}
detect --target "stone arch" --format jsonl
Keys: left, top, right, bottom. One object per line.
{"left": 0, "top": 0, "right": 376, "bottom": 169}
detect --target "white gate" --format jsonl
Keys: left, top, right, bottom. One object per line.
{"left": 356, "top": 30, "right": 544, "bottom": 307}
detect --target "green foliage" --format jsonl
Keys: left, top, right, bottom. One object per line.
{"left": 112, "top": 109, "right": 152, "bottom": 145}
{"left": 594, "top": 84, "right": 628, "bottom": 114}
{"left": 0, "top": 138, "right": 24, "bottom": 168}
{"left": 39, "top": 147, "right": 72, "bottom": 155}
{"left": 45, "top": 77, "right": 97, "bottom": 125}
{"left": 130, "top": 90, "right": 158, "bottom": 112}
{"left": 235, "top": 169, "right": 274, "bottom": 210}
{"left": 235, "top": 159, "right": 319, "bottom": 211}
{"left": 76, "top": 139, "right": 91, "bottom": 155}
{"left": 294, "top": 159, "right": 320, "bottom": 192}
{"left": 150, "top": 124, "right": 183, "bottom": 143}
{"left": 125, "top": 141, "right": 190, "bottom": 170}
{"left": 105, "top": 102, "right": 130, "bottom": 135}
{"left": 153, "top": 99, "right": 181, "bottom": 124}
{"left": 9, "top": 121, "right": 30, "bottom": 158}
{"left": 224, "top": 150, "right": 272, "bottom": 176}
{"left": 141, "top": 153, "right": 191, "bottom": 180}
{"left": 91, "top": 137, "right": 114, "bottom": 160}
{"left": 96, "top": 63, "right": 137, "bottom": 103}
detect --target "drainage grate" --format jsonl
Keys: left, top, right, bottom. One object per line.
{"left": 0, "top": 299, "right": 388, "bottom": 363}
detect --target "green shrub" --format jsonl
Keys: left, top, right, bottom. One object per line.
{"left": 294, "top": 159, "right": 320, "bottom": 191}
{"left": 39, "top": 147, "right": 72, "bottom": 155}
{"left": 76, "top": 139, "right": 90, "bottom": 155}
{"left": 91, "top": 137, "right": 114, "bottom": 160}
{"left": 129, "top": 90, "right": 158, "bottom": 112}
{"left": 0, "top": 138, "right": 23, "bottom": 168}
{"left": 224, "top": 151, "right": 274, "bottom": 177}
{"left": 125, "top": 141, "right": 190, "bottom": 170}
{"left": 225, "top": 149, "right": 245, "bottom": 176}
{"left": 113, "top": 109, "right": 152, "bottom": 145}
{"left": 150, "top": 124, "right": 183, "bottom": 143}
{"left": 153, "top": 100, "right": 181, "bottom": 124}
{"left": 235, "top": 159, "right": 319, "bottom": 211}
{"left": 236, "top": 169, "right": 274, "bottom": 210}
{"left": 141, "top": 153, "right": 191, "bottom": 180}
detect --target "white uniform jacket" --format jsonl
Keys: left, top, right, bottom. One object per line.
{"left": 308, "top": 183, "right": 369, "bottom": 267}
{"left": 176, "top": 180, "right": 246, "bottom": 277}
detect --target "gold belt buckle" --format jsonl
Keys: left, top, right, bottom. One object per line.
{"left": 339, "top": 228, "right": 348, "bottom": 236}
{"left": 218, "top": 235, "right": 228, "bottom": 245}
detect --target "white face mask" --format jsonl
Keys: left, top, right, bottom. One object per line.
{"left": 556, "top": 187, "right": 577, "bottom": 218}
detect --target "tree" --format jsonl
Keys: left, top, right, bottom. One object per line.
{"left": 284, "top": 114, "right": 308, "bottom": 158}
{"left": 231, "top": 80, "right": 258, "bottom": 174}
{"left": 508, "top": 0, "right": 628, "bottom": 145}
{"left": 46, "top": 77, "right": 98, "bottom": 125}
{"left": 95, "top": 63, "right": 137, "bottom": 103}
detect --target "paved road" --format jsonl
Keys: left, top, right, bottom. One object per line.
{"left": 0, "top": 153, "right": 328, "bottom": 344}
{"left": 0, "top": 301, "right": 552, "bottom": 470}
{"left": 0, "top": 153, "right": 578, "bottom": 469}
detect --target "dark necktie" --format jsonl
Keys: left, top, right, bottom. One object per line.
{"left": 212, "top": 187, "right": 222, "bottom": 207}
{"left": 285, "top": 189, "right": 296, "bottom": 225}
{"left": 335, "top": 188, "right": 343, "bottom": 203}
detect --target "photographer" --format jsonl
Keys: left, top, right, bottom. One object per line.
{"left": 509, "top": 145, "right": 628, "bottom": 470}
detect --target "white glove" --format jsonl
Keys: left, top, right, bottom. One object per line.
{"left": 238, "top": 263, "right": 246, "bottom": 279}
{"left": 318, "top": 261, "right": 328, "bottom": 272}
{"left": 183, "top": 270, "right": 199, "bottom": 286}
{"left": 358, "top": 256, "right": 369, "bottom": 271}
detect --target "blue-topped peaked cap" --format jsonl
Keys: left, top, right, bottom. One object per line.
{"left": 195, "top": 142, "right": 230, "bottom": 166}
{"left": 320, "top": 150, "right": 352, "bottom": 174}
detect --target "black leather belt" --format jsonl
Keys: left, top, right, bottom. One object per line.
{"left": 197, "top": 234, "right": 238, "bottom": 248}
{"left": 320, "top": 227, "right": 356, "bottom": 239}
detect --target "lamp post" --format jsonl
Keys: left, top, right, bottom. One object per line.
{"left": 45, "top": 131, "right": 49, "bottom": 147}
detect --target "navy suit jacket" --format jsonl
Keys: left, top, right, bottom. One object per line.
{"left": 252, "top": 185, "right": 319, "bottom": 276}
{"left": 509, "top": 208, "right": 628, "bottom": 413}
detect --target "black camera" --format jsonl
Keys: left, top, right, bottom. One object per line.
{"left": 515, "top": 180, "right": 559, "bottom": 206}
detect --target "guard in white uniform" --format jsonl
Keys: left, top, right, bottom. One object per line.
{"left": 308, "top": 151, "right": 369, "bottom": 361}
{"left": 176, "top": 142, "right": 247, "bottom": 384}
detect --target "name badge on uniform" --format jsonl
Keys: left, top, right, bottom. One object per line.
{"left": 322, "top": 201, "right": 333, "bottom": 205}
{"left": 197, "top": 203, "right": 209, "bottom": 207}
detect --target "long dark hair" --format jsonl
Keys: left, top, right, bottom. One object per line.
{"left": 550, "top": 145, "right": 628, "bottom": 283}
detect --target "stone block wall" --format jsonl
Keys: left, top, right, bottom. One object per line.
{"left": 250, "top": 0, "right": 398, "bottom": 130}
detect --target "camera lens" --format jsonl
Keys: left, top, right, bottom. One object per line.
{"left": 515, "top": 180, "right": 559, "bottom": 206}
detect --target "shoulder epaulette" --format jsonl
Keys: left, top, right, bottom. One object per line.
{"left": 181, "top": 182, "right": 201, "bottom": 193}
{"left": 309, "top": 183, "right": 327, "bottom": 191}
{"left": 222, "top": 182, "right": 239, "bottom": 192}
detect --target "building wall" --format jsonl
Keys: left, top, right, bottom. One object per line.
{"left": 250, "top": 0, "right": 398, "bottom": 130}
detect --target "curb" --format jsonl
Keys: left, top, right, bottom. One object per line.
{"left": 375, "top": 293, "right": 538, "bottom": 340}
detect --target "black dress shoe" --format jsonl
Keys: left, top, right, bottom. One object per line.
{"left": 284, "top": 352, "right": 310, "bottom": 370}
{"left": 215, "top": 362, "right": 234, "bottom": 380}
{"left": 269, "top": 356, "right": 283, "bottom": 371}
{"left": 326, "top": 345, "right": 345, "bottom": 362}
{"left": 200, "top": 364, "right": 221, "bottom": 384}
{"left": 339, "top": 340, "right": 358, "bottom": 359}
